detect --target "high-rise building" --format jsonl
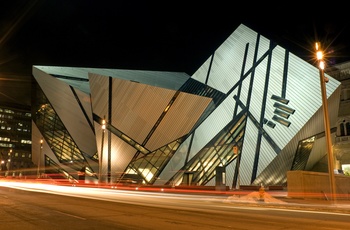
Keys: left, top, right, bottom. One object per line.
{"left": 0, "top": 103, "right": 33, "bottom": 177}
{"left": 31, "top": 24, "right": 341, "bottom": 187}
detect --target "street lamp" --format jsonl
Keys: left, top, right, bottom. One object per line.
{"left": 37, "top": 138, "right": 43, "bottom": 178}
{"left": 99, "top": 117, "right": 106, "bottom": 184}
{"left": 6, "top": 149, "right": 12, "bottom": 177}
{"left": 0, "top": 160, "right": 4, "bottom": 176}
{"left": 315, "top": 42, "right": 337, "bottom": 202}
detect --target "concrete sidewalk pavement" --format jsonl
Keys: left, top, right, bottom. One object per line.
{"left": 225, "top": 189, "right": 350, "bottom": 213}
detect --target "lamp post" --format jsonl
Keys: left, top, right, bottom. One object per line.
{"left": 99, "top": 117, "right": 106, "bottom": 184}
{"left": 6, "top": 149, "right": 12, "bottom": 177}
{"left": 0, "top": 160, "right": 4, "bottom": 176}
{"left": 315, "top": 42, "right": 337, "bottom": 202}
{"left": 37, "top": 138, "right": 43, "bottom": 178}
{"left": 9, "top": 149, "right": 12, "bottom": 177}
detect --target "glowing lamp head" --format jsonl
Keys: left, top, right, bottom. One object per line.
{"left": 316, "top": 51, "right": 323, "bottom": 61}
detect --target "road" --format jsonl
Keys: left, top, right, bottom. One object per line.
{"left": 0, "top": 181, "right": 349, "bottom": 230}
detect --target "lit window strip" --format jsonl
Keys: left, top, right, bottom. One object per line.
{"left": 273, "top": 102, "right": 295, "bottom": 114}
{"left": 272, "top": 115, "right": 291, "bottom": 127}
{"left": 271, "top": 94, "right": 289, "bottom": 104}
{"left": 274, "top": 109, "right": 290, "bottom": 119}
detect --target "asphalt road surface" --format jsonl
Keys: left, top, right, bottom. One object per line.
{"left": 0, "top": 183, "right": 349, "bottom": 230}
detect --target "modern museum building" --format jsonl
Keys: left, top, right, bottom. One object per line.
{"left": 31, "top": 24, "right": 341, "bottom": 188}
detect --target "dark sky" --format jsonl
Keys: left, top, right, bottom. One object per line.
{"left": 0, "top": 1, "right": 350, "bottom": 106}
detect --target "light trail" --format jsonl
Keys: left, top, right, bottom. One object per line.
{"left": 0, "top": 181, "right": 219, "bottom": 204}
{"left": 1, "top": 180, "right": 350, "bottom": 217}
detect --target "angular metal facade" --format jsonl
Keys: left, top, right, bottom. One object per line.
{"left": 31, "top": 24, "right": 341, "bottom": 187}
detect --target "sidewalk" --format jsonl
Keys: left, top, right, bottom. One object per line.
{"left": 225, "top": 189, "right": 350, "bottom": 213}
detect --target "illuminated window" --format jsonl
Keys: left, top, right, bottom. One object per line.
{"left": 271, "top": 95, "right": 289, "bottom": 104}
{"left": 274, "top": 109, "right": 290, "bottom": 119}
{"left": 272, "top": 115, "right": 291, "bottom": 127}
{"left": 342, "top": 164, "right": 350, "bottom": 176}
{"left": 273, "top": 102, "right": 295, "bottom": 114}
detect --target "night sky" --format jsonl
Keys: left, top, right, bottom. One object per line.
{"left": 0, "top": 1, "right": 349, "bottom": 106}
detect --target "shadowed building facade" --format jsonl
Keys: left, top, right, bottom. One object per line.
{"left": 31, "top": 24, "right": 341, "bottom": 187}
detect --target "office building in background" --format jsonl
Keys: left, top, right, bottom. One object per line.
{"left": 0, "top": 103, "right": 32, "bottom": 177}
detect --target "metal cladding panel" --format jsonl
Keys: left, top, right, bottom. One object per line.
{"left": 184, "top": 22, "right": 341, "bottom": 185}
{"left": 253, "top": 89, "right": 340, "bottom": 185}
{"left": 328, "top": 87, "right": 342, "bottom": 127}
{"left": 32, "top": 67, "right": 97, "bottom": 156}
{"left": 256, "top": 137, "right": 278, "bottom": 178}
{"left": 265, "top": 53, "right": 339, "bottom": 149}
{"left": 110, "top": 78, "right": 174, "bottom": 146}
{"left": 253, "top": 147, "right": 295, "bottom": 186}
{"left": 187, "top": 97, "right": 235, "bottom": 160}
{"left": 192, "top": 54, "right": 212, "bottom": 84}
{"left": 110, "top": 135, "right": 137, "bottom": 182}
{"left": 248, "top": 61, "right": 268, "bottom": 122}
{"left": 90, "top": 75, "right": 212, "bottom": 151}
{"left": 254, "top": 133, "right": 313, "bottom": 185}
{"left": 74, "top": 88, "right": 93, "bottom": 125}
{"left": 89, "top": 74, "right": 109, "bottom": 120}
{"left": 191, "top": 24, "right": 341, "bottom": 156}
{"left": 145, "top": 92, "right": 212, "bottom": 151}
{"left": 58, "top": 79, "right": 90, "bottom": 95}
{"left": 192, "top": 24, "right": 270, "bottom": 93}
{"left": 160, "top": 95, "right": 235, "bottom": 184}
{"left": 34, "top": 65, "right": 190, "bottom": 91}
{"left": 238, "top": 119, "right": 259, "bottom": 185}
{"left": 238, "top": 76, "right": 250, "bottom": 109}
